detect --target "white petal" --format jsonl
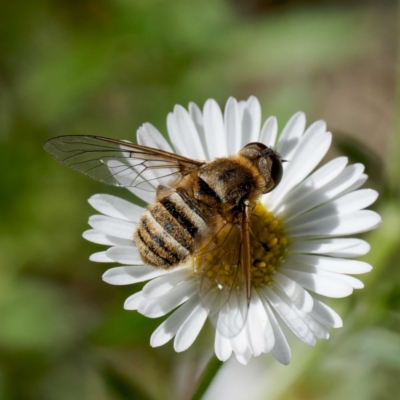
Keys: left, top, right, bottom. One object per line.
{"left": 142, "top": 268, "right": 190, "bottom": 298}
{"left": 126, "top": 187, "right": 155, "bottom": 205}
{"left": 139, "top": 281, "right": 196, "bottom": 318}
{"left": 280, "top": 268, "right": 353, "bottom": 298}
{"left": 106, "top": 158, "right": 158, "bottom": 191}
{"left": 273, "top": 272, "right": 314, "bottom": 312}
{"left": 286, "top": 210, "right": 382, "bottom": 238}
{"left": 276, "top": 112, "right": 306, "bottom": 160}
{"left": 281, "top": 163, "right": 365, "bottom": 222}
{"left": 88, "top": 215, "right": 135, "bottom": 240}
{"left": 286, "top": 254, "right": 372, "bottom": 274}
{"left": 230, "top": 332, "right": 251, "bottom": 364}
{"left": 342, "top": 173, "right": 368, "bottom": 195}
{"left": 259, "top": 116, "right": 278, "bottom": 147}
{"left": 203, "top": 99, "right": 227, "bottom": 158}
{"left": 321, "top": 188, "right": 378, "bottom": 213}
{"left": 102, "top": 265, "right": 167, "bottom": 285}
{"left": 89, "top": 251, "right": 114, "bottom": 263}
{"left": 237, "top": 100, "right": 246, "bottom": 117}
{"left": 295, "top": 309, "right": 329, "bottom": 340}
{"left": 286, "top": 189, "right": 378, "bottom": 229}
{"left": 174, "top": 303, "right": 208, "bottom": 352}
{"left": 212, "top": 289, "right": 249, "bottom": 339}
{"left": 106, "top": 246, "right": 143, "bottom": 265}
{"left": 269, "top": 123, "right": 331, "bottom": 211}
{"left": 88, "top": 194, "right": 143, "bottom": 222}
{"left": 124, "top": 292, "right": 145, "bottom": 310}
{"left": 262, "top": 306, "right": 275, "bottom": 353}
{"left": 310, "top": 299, "right": 343, "bottom": 328}
{"left": 82, "top": 229, "right": 133, "bottom": 246}
{"left": 317, "top": 271, "right": 364, "bottom": 289}
{"left": 229, "top": 320, "right": 249, "bottom": 355}
{"left": 310, "top": 162, "right": 365, "bottom": 198}
{"left": 282, "top": 261, "right": 364, "bottom": 288}
{"left": 240, "top": 96, "right": 261, "bottom": 148}
{"left": 246, "top": 290, "right": 268, "bottom": 357}
{"left": 136, "top": 124, "right": 175, "bottom": 184}
{"left": 106, "top": 160, "right": 155, "bottom": 204}
{"left": 289, "top": 238, "right": 370, "bottom": 258}
{"left": 224, "top": 97, "right": 241, "bottom": 154}
{"left": 188, "top": 102, "right": 209, "bottom": 159}
{"left": 262, "top": 287, "right": 315, "bottom": 346}
{"left": 215, "top": 330, "right": 233, "bottom": 361}
{"left": 262, "top": 300, "right": 290, "bottom": 365}
{"left": 136, "top": 122, "right": 173, "bottom": 152}
{"left": 275, "top": 288, "right": 329, "bottom": 339}
{"left": 167, "top": 105, "right": 206, "bottom": 159}
{"left": 150, "top": 295, "right": 199, "bottom": 347}
{"left": 280, "top": 157, "right": 348, "bottom": 215}
{"left": 235, "top": 348, "right": 253, "bottom": 365}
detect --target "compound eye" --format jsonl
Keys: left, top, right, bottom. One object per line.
{"left": 244, "top": 142, "right": 267, "bottom": 152}
{"left": 270, "top": 155, "right": 283, "bottom": 187}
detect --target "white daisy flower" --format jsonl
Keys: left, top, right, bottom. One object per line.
{"left": 83, "top": 96, "right": 381, "bottom": 365}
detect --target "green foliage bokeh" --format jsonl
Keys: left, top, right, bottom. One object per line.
{"left": 0, "top": 1, "right": 399, "bottom": 399}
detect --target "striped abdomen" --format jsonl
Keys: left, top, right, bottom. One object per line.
{"left": 134, "top": 191, "right": 207, "bottom": 269}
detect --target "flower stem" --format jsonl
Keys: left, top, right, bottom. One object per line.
{"left": 191, "top": 356, "right": 223, "bottom": 400}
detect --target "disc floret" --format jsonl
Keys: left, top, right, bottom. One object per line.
{"left": 193, "top": 202, "right": 288, "bottom": 292}
{"left": 250, "top": 202, "right": 288, "bottom": 288}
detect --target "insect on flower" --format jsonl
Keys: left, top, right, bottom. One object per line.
{"left": 45, "top": 134, "right": 284, "bottom": 337}
{"left": 44, "top": 97, "right": 381, "bottom": 364}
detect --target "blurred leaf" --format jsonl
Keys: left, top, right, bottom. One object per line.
{"left": 333, "top": 132, "right": 385, "bottom": 190}
{"left": 0, "top": 279, "right": 89, "bottom": 352}
{"left": 18, "top": 35, "right": 116, "bottom": 126}
{"left": 0, "top": 1, "right": 397, "bottom": 400}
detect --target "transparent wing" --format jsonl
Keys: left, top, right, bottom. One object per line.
{"left": 193, "top": 210, "right": 252, "bottom": 338}
{"left": 44, "top": 135, "right": 205, "bottom": 191}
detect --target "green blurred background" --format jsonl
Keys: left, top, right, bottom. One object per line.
{"left": 0, "top": 0, "right": 399, "bottom": 399}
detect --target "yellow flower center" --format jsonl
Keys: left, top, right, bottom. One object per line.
{"left": 193, "top": 202, "right": 288, "bottom": 292}
{"left": 250, "top": 202, "right": 288, "bottom": 288}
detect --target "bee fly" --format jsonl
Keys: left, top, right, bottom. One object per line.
{"left": 45, "top": 136, "right": 283, "bottom": 335}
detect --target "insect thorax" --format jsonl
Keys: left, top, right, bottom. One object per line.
{"left": 194, "top": 156, "right": 263, "bottom": 209}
